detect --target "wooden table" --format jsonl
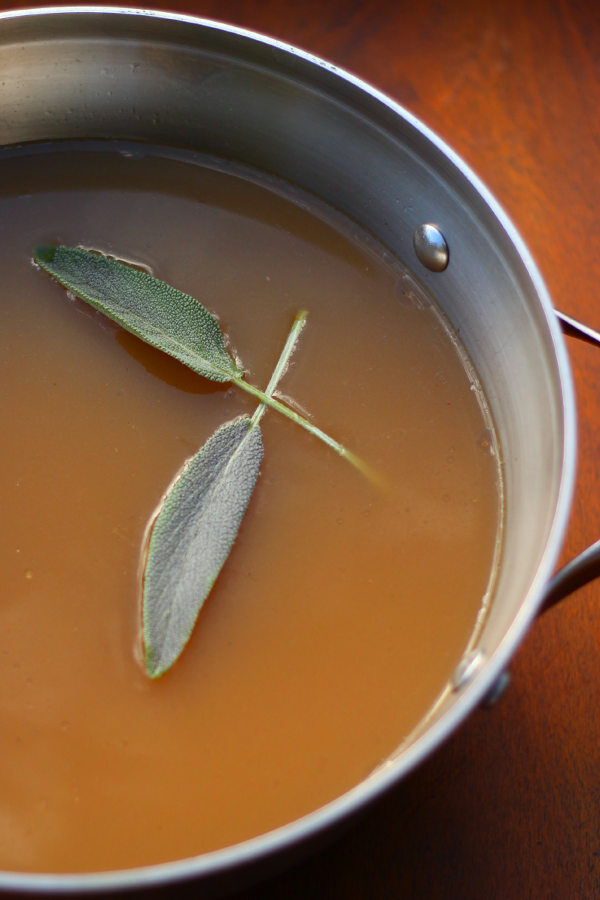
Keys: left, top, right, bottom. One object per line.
{"left": 4, "top": 0, "right": 600, "bottom": 896}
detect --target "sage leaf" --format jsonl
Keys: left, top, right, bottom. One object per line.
{"left": 143, "top": 416, "right": 263, "bottom": 678}
{"left": 34, "top": 245, "right": 242, "bottom": 383}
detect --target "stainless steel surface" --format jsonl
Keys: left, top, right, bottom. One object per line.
{"left": 0, "top": 6, "right": 578, "bottom": 893}
{"left": 413, "top": 223, "right": 449, "bottom": 271}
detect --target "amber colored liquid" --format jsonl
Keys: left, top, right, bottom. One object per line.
{"left": 0, "top": 143, "right": 501, "bottom": 873}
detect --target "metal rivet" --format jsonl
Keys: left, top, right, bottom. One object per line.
{"left": 452, "top": 649, "right": 485, "bottom": 692}
{"left": 413, "top": 223, "right": 449, "bottom": 272}
{"left": 481, "top": 670, "right": 511, "bottom": 707}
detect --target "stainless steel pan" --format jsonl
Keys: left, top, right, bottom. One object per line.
{"left": 0, "top": 7, "right": 594, "bottom": 894}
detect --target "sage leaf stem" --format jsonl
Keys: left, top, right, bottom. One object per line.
{"left": 237, "top": 375, "right": 375, "bottom": 480}
{"left": 251, "top": 308, "right": 307, "bottom": 428}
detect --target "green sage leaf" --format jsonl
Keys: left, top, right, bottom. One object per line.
{"left": 143, "top": 416, "right": 263, "bottom": 678}
{"left": 34, "top": 245, "right": 242, "bottom": 383}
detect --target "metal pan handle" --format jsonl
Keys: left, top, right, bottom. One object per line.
{"left": 542, "top": 538, "right": 600, "bottom": 612}
{"left": 540, "top": 311, "right": 600, "bottom": 613}
{"left": 556, "top": 310, "right": 600, "bottom": 349}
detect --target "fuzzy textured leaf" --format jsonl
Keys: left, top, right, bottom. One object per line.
{"left": 143, "top": 416, "right": 263, "bottom": 678}
{"left": 34, "top": 245, "right": 242, "bottom": 383}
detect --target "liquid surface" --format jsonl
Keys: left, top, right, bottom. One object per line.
{"left": 0, "top": 143, "right": 501, "bottom": 873}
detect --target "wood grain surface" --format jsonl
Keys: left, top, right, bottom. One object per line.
{"left": 2, "top": 0, "right": 599, "bottom": 897}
